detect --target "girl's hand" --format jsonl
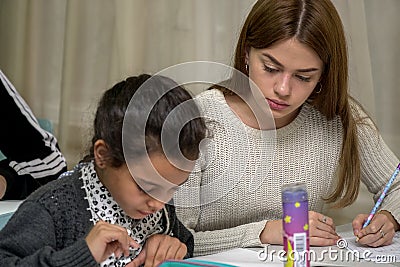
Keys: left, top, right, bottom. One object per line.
{"left": 128, "top": 234, "right": 187, "bottom": 267}
{"left": 353, "top": 210, "right": 399, "bottom": 247}
{"left": 260, "top": 211, "right": 339, "bottom": 246}
{"left": 85, "top": 220, "right": 139, "bottom": 263}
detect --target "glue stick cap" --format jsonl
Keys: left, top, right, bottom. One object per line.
{"left": 282, "top": 182, "right": 308, "bottom": 203}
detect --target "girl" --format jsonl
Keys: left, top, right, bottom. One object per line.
{"left": 0, "top": 74, "right": 206, "bottom": 267}
{"left": 175, "top": 0, "right": 400, "bottom": 256}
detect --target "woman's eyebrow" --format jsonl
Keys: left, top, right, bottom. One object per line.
{"left": 261, "top": 52, "right": 320, "bottom": 73}
{"left": 262, "top": 53, "right": 283, "bottom": 67}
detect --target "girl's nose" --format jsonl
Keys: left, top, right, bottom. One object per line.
{"left": 147, "top": 197, "right": 165, "bottom": 212}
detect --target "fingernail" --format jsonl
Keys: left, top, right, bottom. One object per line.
{"left": 354, "top": 229, "right": 359, "bottom": 236}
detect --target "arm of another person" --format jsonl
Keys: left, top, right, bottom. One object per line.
{"left": 174, "top": 159, "right": 270, "bottom": 256}
{"left": 175, "top": 150, "right": 338, "bottom": 256}
{"left": 352, "top": 108, "right": 400, "bottom": 246}
{"left": 0, "top": 70, "right": 67, "bottom": 200}
{"left": 0, "top": 200, "right": 96, "bottom": 267}
{"left": 177, "top": 204, "right": 269, "bottom": 256}
{"left": 0, "top": 160, "right": 59, "bottom": 200}
{"left": 0, "top": 174, "right": 6, "bottom": 199}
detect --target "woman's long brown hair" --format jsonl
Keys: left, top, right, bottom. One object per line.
{"left": 226, "top": 0, "right": 360, "bottom": 208}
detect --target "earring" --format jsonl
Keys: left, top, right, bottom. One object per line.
{"left": 245, "top": 63, "right": 249, "bottom": 73}
{"left": 315, "top": 83, "right": 322, "bottom": 94}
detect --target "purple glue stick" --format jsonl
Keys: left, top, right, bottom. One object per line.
{"left": 282, "top": 182, "right": 310, "bottom": 267}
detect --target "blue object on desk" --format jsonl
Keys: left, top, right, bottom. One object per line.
{"left": 159, "top": 259, "right": 237, "bottom": 266}
{"left": 0, "top": 212, "right": 14, "bottom": 230}
{"left": 0, "top": 201, "right": 22, "bottom": 230}
{"left": 0, "top": 118, "right": 53, "bottom": 161}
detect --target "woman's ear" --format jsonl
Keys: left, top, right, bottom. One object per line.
{"left": 93, "top": 139, "right": 108, "bottom": 168}
{"left": 245, "top": 46, "right": 250, "bottom": 65}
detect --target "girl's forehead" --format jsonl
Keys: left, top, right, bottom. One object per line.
{"left": 128, "top": 154, "right": 193, "bottom": 186}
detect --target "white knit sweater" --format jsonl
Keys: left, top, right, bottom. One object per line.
{"left": 174, "top": 89, "right": 400, "bottom": 256}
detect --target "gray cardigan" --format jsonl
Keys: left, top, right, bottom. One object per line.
{"left": 0, "top": 163, "right": 193, "bottom": 267}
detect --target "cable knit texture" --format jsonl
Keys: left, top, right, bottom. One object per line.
{"left": 174, "top": 89, "right": 400, "bottom": 256}
{"left": 0, "top": 162, "right": 193, "bottom": 266}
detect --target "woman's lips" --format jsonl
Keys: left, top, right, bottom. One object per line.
{"left": 267, "top": 98, "right": 289, "bottom": 110}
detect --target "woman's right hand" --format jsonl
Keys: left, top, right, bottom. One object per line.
{"left": 85, "top": 220, "right": 139, "bottom": 263}
{"left": 260, "top": 211, "right": 339, "bottom": 246}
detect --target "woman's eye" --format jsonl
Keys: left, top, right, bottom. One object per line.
{"left": 263, "top": 65, "right": 279, "bottom": 73}
{"left": 296, "top": 75, "right": 311, "bottom": 82}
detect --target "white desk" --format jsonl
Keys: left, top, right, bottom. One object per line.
{"left": 194, "top": 247, "right": 400, "bottom": 267}
{"left": 193, "top": 224, "right": 400, "bottom": 266}
{"left": 0, "top": 200, "right": 22, "bottom": 214}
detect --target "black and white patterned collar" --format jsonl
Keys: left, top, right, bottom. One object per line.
{"left": 79, "top": 161, "right": 167, "bottom": 267}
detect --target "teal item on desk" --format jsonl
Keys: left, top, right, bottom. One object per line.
{"left": 0, "top": 212, "right": 14, "bottom": 230}
{"left": 159, "top": 259, "right": 237, "bottom": 266}
{"left": 0, "top": 118, "right": 53, "bottom": 161}
{"left": 0, "top": 151, "right": 5, "bottom": 161}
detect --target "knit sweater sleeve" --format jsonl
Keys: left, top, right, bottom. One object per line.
{"left": 354, "top": 105, "right": 400, "bottom": 225}
{"left": 0, "top": 200, "right": 96, "bottom": 267}
{"left": 177, "top": 205, "right": 268, "bottom": 257}
{"left": 175, "top": 159, "right": 268, "bottom": 256}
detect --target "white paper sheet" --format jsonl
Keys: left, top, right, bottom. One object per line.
{"left": 344, "top": 232, "right": 400, "bottom": 263}
{"left": 193, "top": 248, "right": 278, "bottom": 266}
{"left": 192, "top": 248, "right": 352, "bottom": 267}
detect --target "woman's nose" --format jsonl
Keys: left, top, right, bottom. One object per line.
{"left": 274, "top": 73, "right": 291, "bottom": 96}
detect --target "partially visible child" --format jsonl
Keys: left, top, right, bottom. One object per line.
{"left": 0, "top": 70, "right": 67, "bottom": 200}
{"left": 0, "top": 74, "right": 206, "bottom": 267}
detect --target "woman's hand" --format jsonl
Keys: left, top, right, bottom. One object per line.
{"left": 353, "top": 210, "right": 399, "bottom": 247}
{"left": 85, "top": 220, "right": 139, "bottom": 263}
{"left": 308, "top": 211, "right": 339, "bottom": 246}
{"left": 128, "top": 234, "right": 187, "bottom": 267}
{"left": 260, "top": 211, "right": 339, "bottom": 246}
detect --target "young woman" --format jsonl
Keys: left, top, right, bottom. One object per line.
{"left": 174, "top": 0, "right": 400, "bottom": 256}
{"left": 0, "top": 74, "right": 206, "bottom": 267}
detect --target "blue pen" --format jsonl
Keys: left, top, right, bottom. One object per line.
{"left": 362, "top": 163, "right": 400, "bottom": 229}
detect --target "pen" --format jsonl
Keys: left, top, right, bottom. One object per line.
{"left": 363, "top": 163, "right": 400, "bottom": 228}
{"left": 355, "top": 163, "right": 400, "bottom": 242}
